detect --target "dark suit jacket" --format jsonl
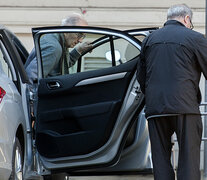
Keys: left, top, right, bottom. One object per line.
{"left": 137, "top": 20, "right": 207, "bottom": 118}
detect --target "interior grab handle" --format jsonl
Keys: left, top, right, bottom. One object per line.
{"left": 47, "top": 81, "right": 61, "bottom": 89}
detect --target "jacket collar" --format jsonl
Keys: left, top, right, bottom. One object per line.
{"left": 164, "top": 20, "right": 185, "bottom": 27}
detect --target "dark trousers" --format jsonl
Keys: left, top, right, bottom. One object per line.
{"left": 148, "top": 115, "right": 202, "bottom": 180}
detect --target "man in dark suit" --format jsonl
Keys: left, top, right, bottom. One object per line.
{"left": 137, "top": 4, "right": 207, "bottom": 180}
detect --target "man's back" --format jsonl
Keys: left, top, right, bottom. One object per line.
{"left": 137, "top": 5, "right": 207, "bottom": 180}
{"left": 139, "top": 20, "right": 206, "bottom": 117}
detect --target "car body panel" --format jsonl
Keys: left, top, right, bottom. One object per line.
{"left": 0, "top": 81, "right": 25, "bottom": 179}
{"left": 0, "top": 26, "right": 31, "bottom": 180}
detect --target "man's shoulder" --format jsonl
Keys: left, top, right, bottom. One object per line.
{"left": 41, "top": 33, "right": 59, "bottom": 43}
{"left": 41, "top": 34, "right": 62, "bottom": 51}
{"left": 190, "top": 30, "right": 205, "bottom": 38}
{"left": 151, "top": 24, "right": 204, "bottom": 41}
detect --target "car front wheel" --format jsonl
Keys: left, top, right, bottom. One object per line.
{"left": 43, "top": 173, "right": 67, "bottom": 180}
{"left": 9, "top": 138, "right": 23, "bottom": 180}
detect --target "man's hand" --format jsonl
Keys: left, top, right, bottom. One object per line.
{"left": 76, "top": 41, "right": 93, "bottom": 54}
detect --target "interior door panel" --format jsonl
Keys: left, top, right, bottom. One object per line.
{"left": 36, "top": 58, "right": 137, "bottom": 158}
{"left": 32, "top": 26, "right": 154, "bottom": 172}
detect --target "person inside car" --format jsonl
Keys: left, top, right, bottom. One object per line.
{"left": 25, "top": 13, "right": 92, "bottom": 83}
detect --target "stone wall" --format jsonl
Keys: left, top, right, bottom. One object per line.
{"left": 0, "top": 0, "right": 205, "bottom": 50}
{"left": 1, "top": 0, "right": 206, "bottom": 169}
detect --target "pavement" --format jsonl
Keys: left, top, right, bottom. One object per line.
{"left": 69, "top": 172, "right": 207, "bottom": 180}
{"left": 69, "top": 175, "right": 154, "bottom": 180}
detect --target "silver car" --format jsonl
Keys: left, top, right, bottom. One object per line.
{"left": 0, "top": 26, "right": 155, "bottom": 180}
{"left": 0, "top": 28, "right": 28, "bottom": 180}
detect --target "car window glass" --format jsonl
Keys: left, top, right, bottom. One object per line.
{"left": 78, "top": 34, "right": 111, "bottom": 72}
{"left": 79, "top": 35, "right": 140, "bottom": 73}
{"left": 113, "top": 38, "right": 140, "bottom": 64}
{"left": 0, "top": 41, "right": 13, "bottom": 80}
{"left": 38, "top": 32, "right": 140, "bottom": 78}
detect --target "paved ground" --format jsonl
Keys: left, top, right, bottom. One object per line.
{"left": 69, "top": 175, "right": 154, "bottom": 180}
{"left": 69, "top": 173, "right": 207, "bottom": 180}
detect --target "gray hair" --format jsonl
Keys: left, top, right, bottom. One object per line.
{"left": 61, "top": 13, "right": 85, "bottom": 26}
{"left": 167, "top": 4, "right": 193, "bottom": 20}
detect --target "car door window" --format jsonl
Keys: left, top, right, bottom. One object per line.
{"left": 79, "top": 34, "right": 112, "bottom": 72}
{"left": 76, "top": 34, "right": 141, "bottom": 73}
{"left": 38, "top": 32, "right": 140, "bottom": 77}
{"left": 113, "top": 38, "right": 140, "bottom": 64}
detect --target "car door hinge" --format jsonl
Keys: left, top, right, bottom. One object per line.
{"left": 133, "top": 86, "right": 142, "bottom": 100}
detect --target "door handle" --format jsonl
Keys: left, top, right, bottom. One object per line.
{"left": 47, "top": 81, "right": 61, "bottom": 89}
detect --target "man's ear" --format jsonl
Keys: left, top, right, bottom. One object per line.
{"left": 183, "top": 15, "right": 188, "bottom": 24}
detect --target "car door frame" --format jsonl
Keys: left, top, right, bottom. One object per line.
{"left": 32, "top": 26, "right": 152, "bottom": 174}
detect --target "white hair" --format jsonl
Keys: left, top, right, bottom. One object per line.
{"left": 167, "top": 4, "right": 193, "bottom": 20}
{"left": 61, "top": 13, "right": 86, "bottom": 26}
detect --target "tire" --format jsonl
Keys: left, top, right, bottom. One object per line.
{"left": 9, "top": 138, "right": 23, "bottom": 180}
{"left": 43, "top": 173, "right": 67, "bottom": 180}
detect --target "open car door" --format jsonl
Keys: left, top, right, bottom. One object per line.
{"left": 32, "top": 26, "right": 156, "bottom": 176}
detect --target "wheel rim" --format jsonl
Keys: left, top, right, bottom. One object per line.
{"left": 14, "top": 146, "right": 23, "bottom": 180}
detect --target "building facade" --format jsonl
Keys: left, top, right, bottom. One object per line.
{"left": 1, "top": 0, "right": 207, "bottom": 169}
{"left": 0, "top": 0, "right": 205, "bottom": 51}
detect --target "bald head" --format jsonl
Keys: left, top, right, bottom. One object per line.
{"left": 61, "top": 13, "right": 88, "bottom": 26}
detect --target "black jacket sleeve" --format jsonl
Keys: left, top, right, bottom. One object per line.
{"left": 194, "top": 33, "right": 207, "bottom": 79}
{"left": 137, "top": 37, "right": 148, "bottom": 94}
